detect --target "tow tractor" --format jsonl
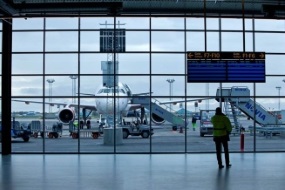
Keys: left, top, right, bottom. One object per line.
{"left": 121, "top": 123, "right": 153, "bottom": 139}
{"left": 0, "top": 120, "right": 32, "bottom": 142}
{"left": 120, "top": 110, "right": 153, "bottom": 139}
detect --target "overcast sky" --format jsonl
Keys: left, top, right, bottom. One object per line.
{"left": 2, "top": 17, "right": 285, "bottom": 112}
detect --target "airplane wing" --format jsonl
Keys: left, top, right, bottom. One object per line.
{"left": 132, "top": 92, "right": 153, "bottom": 96}
{"left": 78, "top": 93, "right": 95, "bottom": 96}
{"left": 12, "top": 99, "right": 97, "bottom": 111}
{"left": 159, "top": 98, "right": 211, "bottom": 105}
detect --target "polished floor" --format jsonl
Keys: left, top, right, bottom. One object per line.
{"left": 1, "top": 153, "right": 285, "bottom": 190}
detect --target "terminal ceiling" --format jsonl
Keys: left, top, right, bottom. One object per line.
{"left": 0, "top": 0, "right": 284, "bottom": 19}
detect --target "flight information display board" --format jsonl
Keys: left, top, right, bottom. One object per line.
{"left": 187, "top": 52, "right": 265, "bottom": 83}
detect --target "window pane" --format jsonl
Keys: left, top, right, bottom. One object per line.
{"left": 222, "top": 18, "right": 243, "bottom": 30}
{"left": 44, "top": 76, "right": 77, "bottom": 97}
{"left": 255, "top": 19, "right": 285, "bottom": 31}
{"left": 12, "top": 32, "right": 43, "bottom": 52}
{"left": 117, "top": 17, "right": 149, "bottom": 29}
{"left": 152, "top": 32, "right": 184, "bottom": 52}
{"left": 0, "top": 54, "right": 2, "bottom": 75}
{"left": 119, "top": 53, "right": 150, "bottom": 74}
{"left": 151, "top": 97, "right": 186, "bottom": 153}
{"left": 206, "top": 18, "right": 219, "bottom": 30}
{"left": 45, "top": 32, "right": 78, "bottom": 52}
{"left": 12, "top": 54, "right": 43, "bottom": 74}
{"left": 266, "top": 54, "right": 285, "bottom": 75}
{"left": 186, "top": 18, "right": 204, "bottom": 30}
{"left": 256, "top": 76, "right": 285, "bottom": 96}
{"left": 11, "top": 98, "right": 44, "bottom": 153}
{"left": 206, "top": 32, "right": 220, "bottom": 51}
{"left": 80, "top": 31, "right": 100, "bottom": 51}
{"left": 186, "top": 32, "right": 205, "bottom": 51}
{"left": 152, "top": 54, "right": 184, "bottom": 74}
{"left": 46, "top": 18, "right": 78, "bottom": 30}
{"left": 45, "top": 54, "right": 78, "bottom": 75}
{"left": 187, "top": 83, "right": 220, "bottom": 96}
{"left": 126, "top": 31, "right": 149, "bottom": 52}
{"left": 151, "top": 18, "right": 184, "bottom": 29}
{"left": 13, "top": 18, "right": 43, "bottom": 30}
{"left": 221, "top": 32, "right": 243, "bottom": 51}
{"left": 255, "top": 33, "right": 285, "bottom": 53}
{"left": 152, "top": 76, "right": 185, "bottom": 96}
{"left": 120, "top": 75, "right": 150, "bottom": 95}
{"left": 80, "top": 17, "right": 113, "bottom": 29}
{"left": 80, "top": 53, "right": 109, "bottom": 75}
{"left": 0, "top": 32, "right": 2, "bottom": 52}
{"left": 12, "top": 76, "right": 43, "bottom": 96}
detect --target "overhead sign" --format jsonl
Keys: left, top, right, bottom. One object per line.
{"left": 187, "top": 52, "right": 265, "bottom": 83}
{"left": 100, "top": 29, "right": 126, "bottom": 53}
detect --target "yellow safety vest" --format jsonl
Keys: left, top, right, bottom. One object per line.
{"left": 211, "top": 115, "right": 232, "bottom": 137}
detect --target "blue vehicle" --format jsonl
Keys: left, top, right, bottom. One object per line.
{"left": 0, "top": 121, "right": 32, "bottom": 142}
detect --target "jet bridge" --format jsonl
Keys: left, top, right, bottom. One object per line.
{"left": 132, "top": 97, "right": 186, "bottom": 129}
{"left": 216, "top": 86, "right": 280, "bottom": 127}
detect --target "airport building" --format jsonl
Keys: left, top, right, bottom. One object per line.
{"left": 1, "top": 1, "right": 285, "bottom": 189}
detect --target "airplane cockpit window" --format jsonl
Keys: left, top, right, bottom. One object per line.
{"left": 97, "top": 88, "right": 125, "bottom": 94}
{"left": 105, "top": 89, "right": 111, "bottom": 93}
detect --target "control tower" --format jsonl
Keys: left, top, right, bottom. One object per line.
{"left": 100, "top": 21, "right": 125, "bottom": 87}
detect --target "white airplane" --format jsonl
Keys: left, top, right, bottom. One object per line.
{"left": 12, "top": 82, "right": 163, "bottom": 127}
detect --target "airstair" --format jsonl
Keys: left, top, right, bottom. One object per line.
{"left": 223, "top": 101, "right": 240, "bottom": 134}
{"left": 132, "top": 97, "right": 186, "bottom": 128}
{"left": 216, "top": 86, "right": 280, "bottom": 127}
{"left": 216, "top": 86, "right": 284, "bottom": 139}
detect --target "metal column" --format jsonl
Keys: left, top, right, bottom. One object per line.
{"left": 1, "top": 18, "right": 12, "bottom": 155}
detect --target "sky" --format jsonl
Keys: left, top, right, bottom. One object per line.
{"left": 1, "top": 17, "right": 285, "bottom": 112}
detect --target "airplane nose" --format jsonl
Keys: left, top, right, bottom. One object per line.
{"left": 96, "top": 97, "right": 127, "bottom": 115}
{"left": 106, "top": 98, "right": 126, "bottom": 114}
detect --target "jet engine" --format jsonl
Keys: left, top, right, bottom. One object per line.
{"left": 58, "top": 107, "right": 75, "bottom": 124}
{"left": 151, "top": 113, "right": 165, "bottom": 125}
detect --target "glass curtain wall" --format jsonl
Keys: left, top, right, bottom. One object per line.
{"left": 1, "top": 15, "right": 285, "bottom": 154}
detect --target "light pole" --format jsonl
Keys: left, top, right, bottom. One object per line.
{"left": 46, "top": 79, "right": 55, "bottom": 113}
{"left": 276, "top": 86, "right": 281, "bottom": 110}
{"left": 69, "top": 75, "right": 78, "bottom": 103}
{"left": 166, "top": 79, "right": 175, "bottom": 112}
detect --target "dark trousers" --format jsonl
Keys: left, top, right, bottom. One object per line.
{"left": 214, "top": 138, "right": 230, "bottom": 166}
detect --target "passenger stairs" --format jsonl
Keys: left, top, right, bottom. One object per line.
{"left": 132, "top": 97, "right": 186, "bottom": 128}
{"left": 224, "top": 101, "right": 240, "bottom": 134}
{"left": 216, "top": 86, "right": 280, "bottom": 127}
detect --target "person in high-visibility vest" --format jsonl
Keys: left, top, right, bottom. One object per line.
{"left": 73, "top": 120, "right": 79, "bottom": 128}
{"left": 192, "top": 116, "right": 197, "bottom": 131}
{"left": 211, "top": 107, "right": 232, "bottom": 169}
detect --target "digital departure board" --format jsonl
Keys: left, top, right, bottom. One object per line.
{"left": 187, "top": 52, "right": 265, "bottom": 83}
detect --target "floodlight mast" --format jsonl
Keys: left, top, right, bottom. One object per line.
{"left": 166, "top": 79, "right": 175, "bottom": 112}
{"left": 69, "top": 75, "right": 78, "bottom": 104}
{"left": 276, "top": 86, "right": 281, "bottom": 110}
{"left": 46, "top": 79, "right": 55, "bottom": 113}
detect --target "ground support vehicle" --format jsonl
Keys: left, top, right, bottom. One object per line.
{"left": 200, "top": 120, "right": 214, "bottom": 137}
{"left": 69, "top": 121, "right": 100, "bottom": 139}
{"left": 0, "top": 121, "right": 32, "bottom": 142}
{"left": 46, "top": 123, "right": 63, "bottom": 138}
{"left": 11, "top": 127, "right": 32, "bottom": 142}
{"left": 121, "top": 123, "right": 153, "bottom": 139}
{"left": 199, "top": 110, "right": 215, "bottom": 137}
{"left": 29, "top": 120, "right": 43, "bottom": 138}
{"left": 28, "top": 121, "right": 62, "bottom": 139}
